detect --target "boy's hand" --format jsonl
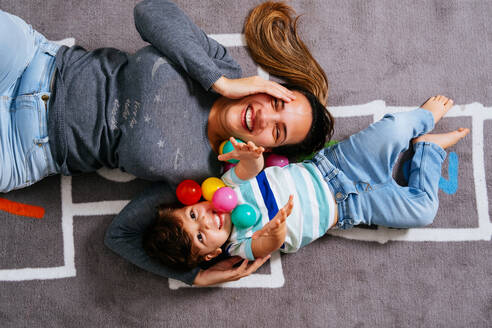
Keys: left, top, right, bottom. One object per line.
{"left": 252, "top": 195, "right": 294, "bottom": 241}
{"left": 219, "top": 137, "right": 265, "bottom": 181}
{"left": 218, "top": 137, "right": 265, "bottom": 163}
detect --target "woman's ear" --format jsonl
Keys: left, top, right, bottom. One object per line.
{"left": 204, "top": 248, "right": 222, "bottom": 261}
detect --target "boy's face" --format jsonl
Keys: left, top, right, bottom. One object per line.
{"left": 174, "top": 201, "right": 232, "bottom": 261}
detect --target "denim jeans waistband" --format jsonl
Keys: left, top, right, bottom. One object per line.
{"left": 35, "top": 42, "right": 59, "bottom": 94}
{"left": 20, "top": 38, "right": 60, "bottom": 175}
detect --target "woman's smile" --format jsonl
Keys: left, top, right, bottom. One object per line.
{"left": 241, "top": 105, "right": 255, "bottom": 132}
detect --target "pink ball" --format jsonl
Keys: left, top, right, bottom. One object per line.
{"left": 212, "top": 187, "right": 238, "bottom": 212}
{"left": 223, "top": 162, "right": 237, "bottom": 173}
{"left": 265, "top": 153, "right": 289, "bottom": 168}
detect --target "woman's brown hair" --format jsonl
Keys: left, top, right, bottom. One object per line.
{"left": 244, "top": 1, "right": 329, "bottom": 106}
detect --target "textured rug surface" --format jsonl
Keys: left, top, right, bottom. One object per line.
{"left": 0, "top": 1, "right": 491, "bottom": 327}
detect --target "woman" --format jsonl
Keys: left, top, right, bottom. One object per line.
{"left": 0, "top": 0, "right": 332, "bottom": 285}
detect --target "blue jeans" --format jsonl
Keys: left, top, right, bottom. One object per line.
{"left": 312, "top": 108, "right": 447, "bottom": 229}
{"left": 0, "top": 11, "right": 60, "bottom": 192}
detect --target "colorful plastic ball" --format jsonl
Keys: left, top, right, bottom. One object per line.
{"left": 176, "top": 180, "right": 202, "bottom": 205}
{"left": 221, "top": 139, "right": 245, "bottom": 164}
{"left": 201, "top": 177, "right": 226, "bottom": 201}
{"left": 222, "top": 162, "right": 236, "bottom": 173}
{"left": 265, "top": 153, "right": 289, "bottom": 168}
{"left": 231, "top": 203, "right": 257, "bottom": 228}
{"left": 212, "top": 187, "right": 238, "bottom": 212}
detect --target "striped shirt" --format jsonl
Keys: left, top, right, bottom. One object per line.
{"left": 222, "top": 161, "right": 336, "bottom": 260}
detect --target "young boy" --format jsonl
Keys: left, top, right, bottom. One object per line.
{"left": 143, "top": 95, "right": 469, "bottom": 270}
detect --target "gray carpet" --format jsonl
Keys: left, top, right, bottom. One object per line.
{"left": 0, "top": 0, "right": 491, "bottom": 327}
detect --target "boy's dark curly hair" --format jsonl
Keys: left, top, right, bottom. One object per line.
{"left": 142, "top": 204, "right": 203, "bottom": 271}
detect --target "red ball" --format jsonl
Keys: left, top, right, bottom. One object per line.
{"left": 176, "top": 180, "right": 202, "bottom": 205}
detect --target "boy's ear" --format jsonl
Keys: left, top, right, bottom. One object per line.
{"left": 204, "top": 248, "right": 222, "bottom": 261}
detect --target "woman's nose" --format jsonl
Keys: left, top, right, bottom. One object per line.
{"left": 257, "top": 110, "right": 277, "bottom": 130}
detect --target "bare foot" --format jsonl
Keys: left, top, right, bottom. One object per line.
{"left": 412, "top": 128, "right": 470, "bottom": 149}
{"left": 420, "top": 95, "right": 454, "bottom": 124}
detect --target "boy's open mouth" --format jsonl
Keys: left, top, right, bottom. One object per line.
{"left": 213, "top": 212, "right": 223, "bottom": 229}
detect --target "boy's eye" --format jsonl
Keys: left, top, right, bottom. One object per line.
{"left": 197, "top": 233, "right": 203, "bottom": 242}
{"left": 190, "top": 210, "right": 196, "bottom": 220}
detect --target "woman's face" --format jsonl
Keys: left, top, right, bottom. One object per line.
{"left": 214, "top": 91, "right": 312, "bottom": 149}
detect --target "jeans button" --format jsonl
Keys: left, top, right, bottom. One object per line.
{"left": 336, "top": 192, "right": 343, "bottom": 200}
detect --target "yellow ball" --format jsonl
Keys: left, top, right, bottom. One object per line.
{"left": 201, "top": 177, "right": 226, "bottom": 201}
{"left": 218, "top": 140, "right": 228, "bottom": 155}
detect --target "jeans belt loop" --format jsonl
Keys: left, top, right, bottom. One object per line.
{"left": 33, "top": 136, "right": 49, "bottom": 145}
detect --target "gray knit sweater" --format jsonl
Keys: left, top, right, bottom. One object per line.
{"left": 48, "top": 0, "right": 241, "bottom": 186}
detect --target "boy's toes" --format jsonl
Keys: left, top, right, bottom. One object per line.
{"left": 449, "top": 128, "right": 470, "bottom": 141}
{"left": 437, "top": 95, "right": 447, "bottom": 103}
{"left": 457, "top": 127, "right": 470, "bottom": 136}
{"left": 444, "top": 97, "right": 454, "bottom": 110}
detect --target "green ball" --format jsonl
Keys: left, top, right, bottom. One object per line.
{"left": 222, "top": 139, "right": 245, "bottom": 164}
{"left": 231, "top": 204, "right": 257, "bottom": 228}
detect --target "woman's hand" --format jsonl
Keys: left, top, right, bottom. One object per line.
{"left": 212, "top": 75, "right": 296, "bottom": 102}
{"left": 193, "top": 255, "right": 271, "bottom": 286}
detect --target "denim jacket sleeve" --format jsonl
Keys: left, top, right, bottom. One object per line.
{"left": 104, "top": 182, "right": 200, "bottom": 285}
{"left": 134, "top": 0, "right": 241, "bottom": 91}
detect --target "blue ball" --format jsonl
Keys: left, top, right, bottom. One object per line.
{"left": 222, "top": 139, "right": 244, "bottom": 164}
{"left": 231, "top": 203, "right": 257, "bottom": 228}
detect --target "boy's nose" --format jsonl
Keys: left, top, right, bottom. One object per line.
{"left": 202, "top": 215, "right": 212, "bottom": 230}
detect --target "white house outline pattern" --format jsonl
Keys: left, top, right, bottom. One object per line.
{"left": 0, "top": 35, "right": 490, "bottom": 289}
